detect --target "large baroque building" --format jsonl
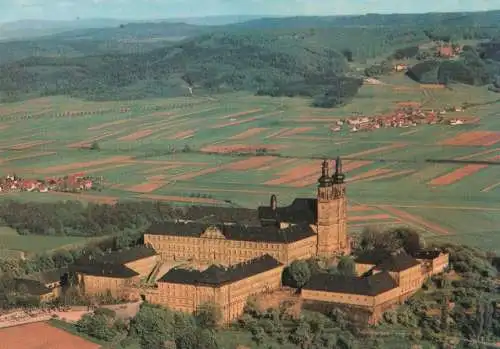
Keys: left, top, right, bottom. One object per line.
{"left": 72, "top": 157, "right": 449, "bottom": 324}
{"left": 144, "top": 157, "right": 350, "bottom": 265}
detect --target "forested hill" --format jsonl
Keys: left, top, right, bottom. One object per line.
{"left": 229, "top": 10, "right": 500, "bottom": 29}
{"left": 0, "top": 32, "right": 362, "bottom": 107}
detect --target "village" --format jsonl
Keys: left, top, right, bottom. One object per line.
{"left": 333, "top": 104, "right": 472, "bottom": 133}
{"left": 0, "top": 173, "right": 103, "bottom": 194}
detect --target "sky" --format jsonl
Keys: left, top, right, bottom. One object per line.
{"left": 1, "top": 0, "right": 499, "bottom": 22}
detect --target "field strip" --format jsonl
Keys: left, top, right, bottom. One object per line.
{"left": 35, "top": 156, "right": 133, "bottom": 174}
{"left": 138, "top": 194, "right": 224, "bottom": 204}
{"left": 127, "top": 160, "right": 208, "bottom": 166}
{"left": 88, "top": 119, "right": 131, "bottom": 131}
{"left": 378, "top": 206, "right": 450, "bottom": 235}
{"left": 141, "top": 165, "right": 180, "bottom": 174}
{"left": 265, "top": 161, "right": 319, "bottom": 186}
{"left": 288, "top": 160, "right": 372, "bottom": 187}
{"left": 200, "top": 144, "right": 285, "bottom": 154}
{"left": 67, "top": 132, "right": 116, "bottom": 148}
{"left": 7, "top": 140, "right": 53, "bottom": 150}
{"left": 374, "top": 203, "right": 500, "bottom": 211}
{"left": 454, "top": 148, "right": 500, "bottom": 161}
{"left": 345, "top": 143, "right": 407, "bottom": 158}
{"left": 117, "top": 129, "right": 153, "bottom": 141}
{"left": 169, "top": 129, "right": 196, "bottom": 140}
{"left": 349, "top": 221, "right": 402, "bottom": 228}
{"left": 230, "top": 128, "right": 268, "bottom": 140}
{"left": 220, "top": 108, "right": 263, "bottom": 119}
{"left": 429, "top": 164, "right": 488, "bottom": 186}
{"left": 173, "top": 187, "right": 279, "bottom": 195}
{"left": 211, "top": 111, "right": 283, "bottom": 129}
{"left": 347, "top": 168, "right": 392, "bottom": 183}
{"left": 440, "top": 131, "right": 500, "bottom": 146}
{"left": 265, "top": 128, "right": 291, "bottom": 139}
{"left": 348, "top": 214, "right": 393, "bottom": 222}
{"left": 68, "top": 163, "right": 133, "bottom": 176}
{"left": 348, "top": 205, "right": 373, "bottom": 212}
{"left": 355, "top": 170, "right": 416, "bottom": 183}
{"left": 481, "top": 181, "right": 500, "bottom": 193}
{"left": 127, "top": 181, "right": 169, "bottom": 193}
{"left": 257, "top": 158, "right": 297, "bottom": 171}
{"left": 0, "top": 151, "right": 56, "bottom": 163}
{"left": 277, "top": 127, "right": 315, "bottom": 137}
{"left": 226, "top": 156, "right": 277, "bottom": 171}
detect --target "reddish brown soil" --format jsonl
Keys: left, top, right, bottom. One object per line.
{"left": 139, "top": 194, "right": 223, "bottom": 204}
{"left": 429, "top": 164, "right": 488, "bottom": 186}
{"left": 88, "top": 119, "right": 130, "bottom": 131}
{"left": 346, "top": 143, "right": 407, "bottom": 157}
{"left": 347, "top": 168, "right": 392, "bottom": 182}
{"left": 230, "top": 128, "right": 267, "bottom": 140}
{"left": 349, "top": 205, "right": 372, "bottom": 212}
{"left": 278, "top": 127, "right": 314, "bottom": 137}
{"left": 286, "top": 160, "right": 372, "bottom": 187}
{"left": 0, "top": 322, "right": 100, "bottom": 349}
{"left": 220, "top": 108, "right": 262, "bottom": 119}
{"left": 440, "top": 131, "right": 500, "bottom": 146}
{"left": 358, "top": 170, "right": 416, "bottom": 183}
{"left": 256, "top": 158, "right": 297, "bottom": 171}
{"left": 118, "top": 129, "right": 153, "bottom": 141}
{"left": 169, "top": 130, "right": 196, "bottom": 140}
{"left": 200, "top": 144, "right": 285, "bottom": 154}
{"left": 67, "top": 132, "right": 116, "bottom": 148}
{"left": 226, "top": 156, "right": 276, "bottom": 171}
{"left": 348, "top": 214, "right": 393, "bottom": 222}
{"left": 141, "top": 165, "right": 179, "bottom": 174}
{"left": 35, "top": 156, "right": 133, "bottom": 174}
{"left": 265, "top": 161, "right": 319, "bottom": 186}
{"left": 382, "top": 206, "right": 450, "bottom": 235}
{"left": 127, "top": 182, "right": 167, "bottom": 193}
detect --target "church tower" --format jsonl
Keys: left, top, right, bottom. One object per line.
{"left": 316, "top": 157, "right": 349, "bottom": 257}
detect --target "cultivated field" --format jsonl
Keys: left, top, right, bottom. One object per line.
{"left": 0, "top": 78, "right": 499, "bottom": 252}
{"left": 0, "top": 321, "right": 101, "bottom": 349}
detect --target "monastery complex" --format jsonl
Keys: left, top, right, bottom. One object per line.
{"left": 21, "top": 158, "right": 448, "bottom": 325}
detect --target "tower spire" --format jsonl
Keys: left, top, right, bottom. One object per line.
{"left": 318, "top": 159, "right": 332, "bottom": 187}
{"left": 333, "top": 156, "right": 345, "bottom": 184}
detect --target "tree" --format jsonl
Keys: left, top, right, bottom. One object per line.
{"left": 284, "top": 260, "right": 311, "bottom": 288}
{"left": 129, "top": 303, "right": 175, "bottom": 349}
{"left": 342, "top": 50, "right": 354, "bottom": 62}
{"left": 90, "top": 141, "right": 100, "bottom": 151}
{"left": 251, "top": 326, "right": 266, "bottom": 345}
{"left": 75, "top": 312, "right": 117, "bottom": 341}
{"left": 337, "top": 256, "right": 356, "bottom": 276}
{"left": 195, "top": 302, "right": 222, "bottom": 329}
{"left": 289, "top": 321, "right": 312, "bottom": 349}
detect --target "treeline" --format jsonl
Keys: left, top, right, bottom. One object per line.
{"left": 407, "top": 43, "right": 500, "bottom": 85}
{"left": 0, "top": 32, "right": 363, "bottom": 107}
